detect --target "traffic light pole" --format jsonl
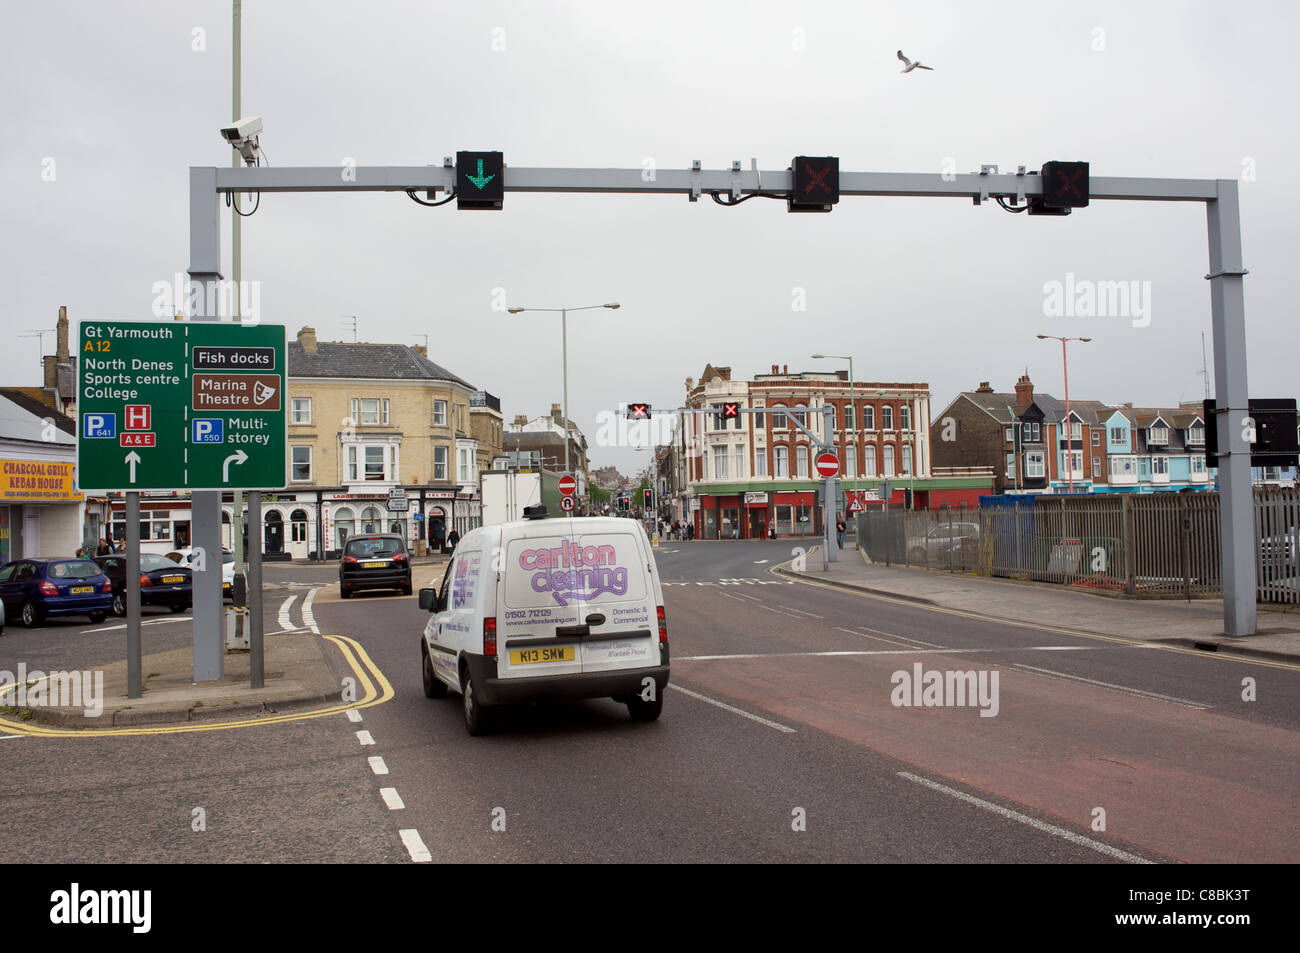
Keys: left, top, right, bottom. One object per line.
{"left": 193, "top": 162, "right": 1254, "bottom": 636}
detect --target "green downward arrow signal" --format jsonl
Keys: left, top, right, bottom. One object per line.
{"left": 467, "top": 159, "right": 496, "bottom": 190}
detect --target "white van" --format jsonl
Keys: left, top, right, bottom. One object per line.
{"left": 418, "top": 514, "right": 670, "bottom": 735}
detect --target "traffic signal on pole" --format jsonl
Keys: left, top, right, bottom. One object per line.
{"left": 456, "top": 151, "right": 504, "bottom": 210}
{"left": 722, "top": 402, "right": 740, "bottom": 421}
{"left": 626, "top": 403, "right": 651, "bottom": 420}
{"left": 789, "top": 156, "right": 839, "bottom": 212}
{"left": 643, "top": 488, "right": 652, "bottom": 508}
{"left": 1039, "top": 160, "right": 1089, "bottom": 209}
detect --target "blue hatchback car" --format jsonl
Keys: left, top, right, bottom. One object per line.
{"left": 0, "top": 558, "right": 114, "bottom": 627}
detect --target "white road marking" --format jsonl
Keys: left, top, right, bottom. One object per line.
{"left": 83, "top": 617, "right": 193, "bottom": 634}
{"left": 732, "top": 592, "right": 763, "bottom": 602}
{"left": 1012, "top": 663, "right": 1212, "bottom": 709}
{"left": 669, "top": 684, "right": 795, "bottom": 733}
{"left": 753, "top": 559, "right": 769, "bottom": 564}
{"left": 368, "top": 756, "right": 389, "bottom": 775}
{"left": 779, "top": 605, "right": 824, "bottom": 619}
{"left": 277, "top": 595, "right": 298, "bottom": 631}
{"left": 849, "top": 625, "right": 943, "bottom": 649}
{"left": 346, "top": 709, "right": 363, "bottom": 723}
{"left": 302, "top": 586, "right": 322, "bottom": 634}
{"left": 676, "top": 646, "right": 1106, "bottom": 662}
{"left": 380, "top": 787, "right": 405, "bottom": 810}
{"left": 399, "top": 828, "right": 432, "bottom": 862}
{"left": 719, "top": 592, "right": 747, "bottom": 603}
{"left": 1, "top": 734, "right": 26, "bottom": 740}
{"left": 897, "top": 771, "right": 1153, "bottom": 864}
{"left": 834, "top": 625, "right": 917, "bottom": 648}
{"left": 356, "top": 730, "right": 375, "bottom": 745}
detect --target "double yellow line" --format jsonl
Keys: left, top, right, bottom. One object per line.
{"left": 0, "top": 634, "right": 394, "bottom": 738}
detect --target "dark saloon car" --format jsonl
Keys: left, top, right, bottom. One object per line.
{"left": 94, "top": 553, "right": 193, "bottom": 616}
{"left": 0, "top": 558, "right": 113, "bottom": 627}
{"left": 339, "top": 534, "right": 412, "bottom": 598}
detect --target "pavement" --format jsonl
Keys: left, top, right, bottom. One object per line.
{"left": 1, "top": 557, "right": 451, "bottom": 731}
{"left": 776, "top": 544, "right": 1300, "bottom": 663}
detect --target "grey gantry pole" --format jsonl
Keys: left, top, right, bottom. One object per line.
{"left": 192, "top": 161, "right": 1255, "bottom": 639}
{"left": 1206, "top": 179, "right": 1256, "bottom": 637}
{"left": 189, "top": 166, "right": 225, "bottom": 681}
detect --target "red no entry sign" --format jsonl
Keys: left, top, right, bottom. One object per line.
{"left": 815, "top": 452, "right": 839, "bottom": 477}
{"left": 558, "top": 474, "right": 577, "bottom": 497}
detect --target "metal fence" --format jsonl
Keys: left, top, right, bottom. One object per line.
{"left": 855, "top": 487, "right": 1300, "bottom": 604}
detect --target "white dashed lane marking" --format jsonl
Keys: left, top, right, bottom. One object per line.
{"left": 356, "top": 730, "right": 375, "bottom": 745}
{"left": 669, "top": 684, "right": 795, "bottom": 733}
{"left": 368, "top": 756, "right": 389, "bottom": 775}
{"left": 346, "top": 709, "right": 363, "bottom": 722}
{"left": 399, "top": 828, "right": 432, "bottom": 863}
{"left": 380, "top": 787, "right": 406, "bottom": 810}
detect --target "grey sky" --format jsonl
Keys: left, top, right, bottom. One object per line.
{"left": 4, "top": 0, "right": 1297, "bottom": 479}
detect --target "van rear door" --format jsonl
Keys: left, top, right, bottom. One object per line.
{"left": 498, "top": 531, "right": 586, "bottom": 680}
{"left": 568, "top": 529, "right": 659, "bottom": 675}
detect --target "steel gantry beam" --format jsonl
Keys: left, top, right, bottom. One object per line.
{"left": 186, "top": 160, "right": 1255, "bottom": 680}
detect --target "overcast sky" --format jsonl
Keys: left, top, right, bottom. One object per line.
{"left": 5, "top": 0, "right": 1297, "bottom": 479}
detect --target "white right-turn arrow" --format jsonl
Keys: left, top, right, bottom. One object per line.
{"left": 223, "top": 449, "right": 249, "bottom": 482}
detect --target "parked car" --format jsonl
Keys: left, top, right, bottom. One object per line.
{"left": 93, "top": 553, "right": 192, "bottom": 616}
{"left": 174, "top": 549, "right": 236, "bottom": 600}
{"left": 0, "top": 558, "right": 113, "bottom": 627}
{"left": 339, "top": 534, "right": 411, "bottom": 598}
{"left": 906, "top": 521, "right": 981, "bottom": 565}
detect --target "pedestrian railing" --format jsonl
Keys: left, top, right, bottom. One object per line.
{"left": 855, "top": 487, "right": 1299, "bottom": 604}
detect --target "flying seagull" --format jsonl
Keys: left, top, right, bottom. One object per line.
{"left": 897, "top": 50, "right": 934, "bottom": 73}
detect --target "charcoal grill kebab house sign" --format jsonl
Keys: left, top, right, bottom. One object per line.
{"left": 77, "top": 321, "right": 287, "bottom": 491}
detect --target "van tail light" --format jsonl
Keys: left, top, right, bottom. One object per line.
{"left": 39, "top": 581, "right": 58, "bottom": 596}
{"left": 483, "top": 617, "right": 497, "bottom": 657}
{"left": 140, "top": 573, "right": 153, "bottom": 587}
{"left": 657, "top": 605, "right": 667, "bottom": 644}
{"left": 342, "top": 555, "right": 358, "bottom": 564}
{"left": 392, "top": 552, "right": 408, "bottom": 563}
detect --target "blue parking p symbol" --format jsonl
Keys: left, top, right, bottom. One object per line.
{"left": 193, "top": 418, "right": 223, "bottom": 443}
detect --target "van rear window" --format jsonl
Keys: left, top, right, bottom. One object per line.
{"left": 504, "top": 534, "right": 646, "bottom": 609}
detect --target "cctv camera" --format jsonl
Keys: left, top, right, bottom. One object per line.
{"left": 220, "top": 116, "right": 263, "bottom": 144}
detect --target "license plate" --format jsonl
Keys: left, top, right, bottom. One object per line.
{"left": 162, "top": 575, "right": 183, "bottom": 583}
{"left": 70, "top": 586, "right": 93, "bottom": 594}
{"left": 509, "top": 646, "right": 575, "bottom": 665}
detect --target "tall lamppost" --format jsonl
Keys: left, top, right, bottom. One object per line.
{"left": 1037, "top": 334, "right": 1091, "bottom": 494}
{"left": 812, "top": 353, "right": 855, "bottom": 525}
{"left": 508, "top": 303, "right": 620, "bottom": 479}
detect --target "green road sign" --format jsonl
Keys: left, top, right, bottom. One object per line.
{"left": 76, "top": 321, "right": 287, "bottom": 491}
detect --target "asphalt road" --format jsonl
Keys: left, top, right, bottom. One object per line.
{"left": 2, "top": 541, "right": 1296, "bottom": 864}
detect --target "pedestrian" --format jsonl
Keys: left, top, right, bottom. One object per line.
{"left": 687, "top": 522, "right": 694, "bottom": 541}
{"left": 836, "top": 514, "right": 847, "bottom": 549}
{"left": 768, "top": 522, "right": 776, "bottom": 540}
{"left": 96, "top": 537, "right": 111, "bottom": 556}
{"left": 447, "top": 528, "right": 460, "bottom": 553}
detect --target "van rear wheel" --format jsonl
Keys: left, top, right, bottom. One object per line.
{"left": 461, "top": 668, "right": 492, "bottom": 736}
{"left": 625, "top": 691, "right": 664, "bottom": 722}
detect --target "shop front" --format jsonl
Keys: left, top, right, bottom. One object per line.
{"left": 1, "top": 455, "right": 87, "bottom": 560}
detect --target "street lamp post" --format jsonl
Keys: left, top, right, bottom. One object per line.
{"left": 812, "top": 353, "right": 855, "bottom": 527}
{"left": 508, "top": 302, "right": 620, "bottom": 481}
{"left": 1037, "top": 335, "right": 1091, "bottom": 494}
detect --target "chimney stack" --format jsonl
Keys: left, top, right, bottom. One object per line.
{"left": 1014, "top": 373, "right": 1034, "bottom": 407}
{"left": 551, "top": 403, "right": 563, "bottom": 424}
{"left": 513, "top": 414, "right": 528, "bottom": 426}
{"left": 412, "top": 344, "right": 427, "bottom": 357}
{"left": 771, "top": 364, "right": 779, "bottom": 374}
{"left": 975, "top": 381, "right": 994, "bottom": 393}
{"left": 56, "top": 306, "right": 69, "bottom": 360}
{"left": 782, "top": 364, "right": 788, "bottom": 374}
{"left": 298, "top": 326, "right": 318, "bottom": 353}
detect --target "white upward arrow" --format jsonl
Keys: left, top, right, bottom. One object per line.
{"left": 223, "top": 449, "right": 249, "bottom": 482}
{"left": 125, "top": 451, "right": 141, "bottom": 483}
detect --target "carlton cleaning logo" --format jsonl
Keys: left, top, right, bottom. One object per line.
{"left": 49, "top": 884, "right": 151, "bottom": 933}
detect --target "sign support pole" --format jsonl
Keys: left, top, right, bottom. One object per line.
{"left": 248, "top": 489, "right": 263, "bottom": 688}
{"left": 126, "top": 491, "right": 142, "bottom": 699}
